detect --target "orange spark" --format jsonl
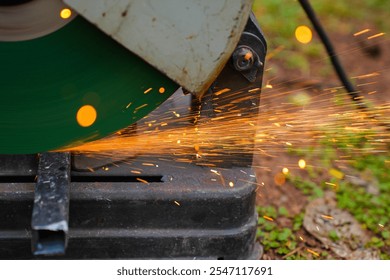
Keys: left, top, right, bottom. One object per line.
{"left": 367, "top": 33, "right": 385, "bottom": 40}
{"left": 144, "top": 88, "right": 153, "bottom": 94}
{"left": 321, "top": 215, "right": 334, "bottom": 220}
{"left": 306, "top": 249, "right": 320, "bottom": 257}
{"left": 263, "top": 216, "right": 274, "bottom": 222}
{"left": 136, "top": 178, "right": 149, "bottom": 184}
{"left": 134, "top": 104, "right": 148, "bottom": 111}
{"left": 325, "top": 182, "right": 336, "bottom": 187}
{"left": 214, "top": 88, "right": 231, "bottom": 96}
{"left": 353, "top": 29, "right": 370, "bottom": 36}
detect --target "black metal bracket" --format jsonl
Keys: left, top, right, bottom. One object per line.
{"left": 189, "top": 13, "right": 267, "bottom": 168}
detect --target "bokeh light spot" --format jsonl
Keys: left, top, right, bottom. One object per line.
{"left": 77, "top": 105, "right": 97, "bottom": 127}
{"left": 274, "top": 172, "right": 286, "bottom": 186}
{"left": 60, "top": 8, "right": 72, "bottom": 19}
{"left": 295, "top": 25, "right": 312, "bottom": 44}
{"left": 298, "top": 159, "right": 306, "bottom": 169}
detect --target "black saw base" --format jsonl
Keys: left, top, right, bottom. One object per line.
{"left": 0, "top": 154, "right": 261, "bottom": 259}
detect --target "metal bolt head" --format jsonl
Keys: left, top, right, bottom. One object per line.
{"left": 232, "top": 47, "right": 255, "bottom": 71}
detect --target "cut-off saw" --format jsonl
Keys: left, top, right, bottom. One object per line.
{"left": 0, "top": 0, "right": 267, "bottom": 259}
{"left": 0, "top": 0, "right": 266, "bottom": 154}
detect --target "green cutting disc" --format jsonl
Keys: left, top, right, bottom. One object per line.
{"left": 0, "top": 16, "right": 177, "bottom": 154}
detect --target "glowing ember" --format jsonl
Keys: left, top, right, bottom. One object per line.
{"left": 144, "top": 88, "right": 153, "bottom": 94}
{"left": 321, "top": 215, "right": 334, "bottom": 220}
{"left": 263, "top": 216, "right": 274, "bottom": 222}
{"left": 306, "top": 248, "right": 320, "bottom": 257}
{"left": 134, "top": 104, "right": 148, "bottom": 112}
{"left": 136, "top": 178, "right": 149, "bottom": 184}
{"left": 210, "top": 169, "right": 221, "bottom": 176}
{"left": 214, "top": 88, "right": 231, "bottom": 96}
{"left": 367, "top": 32, "right": 385, "bottom": 40}
{"left": 353, "top": 29, "right": 370, "bottom": 36}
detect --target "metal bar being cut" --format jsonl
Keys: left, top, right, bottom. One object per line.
{"left": 31, "top": 152, "right": 71, "bottom": 256}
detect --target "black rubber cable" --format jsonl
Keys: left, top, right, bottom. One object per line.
{"left": 298, "top": 0, "right": 367, "bottom": 110}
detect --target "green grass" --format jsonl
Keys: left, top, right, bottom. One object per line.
{"left": 288, "top": 123, "right": 389, "bottom": 259}
{"left": 254, "top": 0, "right": 390, "bottom": 260}
{"left": 336, "top": 154, "right": 390, "bottom": 259}
{"left": 253, "top": 0, "right": 390, "bottom": 74}
{"left": 257, "top": 205, "right": 328, "bottom": 259}
{"left": 254, "top": 0, "right": 390, "bottom": 41}
{"left": 260, "top": 124, "right": 390, "bottom": 259}
{"left": 257, "top": 206, "right": 304, "bottom": 259}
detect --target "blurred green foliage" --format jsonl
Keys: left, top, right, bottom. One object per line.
{"left": 253, "top": 0, "right": 389, "bottom": 73}
{"left": 254, "top": 0, "right": 390, "bottom": 260}
{"left": 257, "top": 206, "right": 304, "bottom": 259}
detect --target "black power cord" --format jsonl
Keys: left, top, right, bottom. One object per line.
{"left": 298, "top": 0, "right": 367, "bottom": 110}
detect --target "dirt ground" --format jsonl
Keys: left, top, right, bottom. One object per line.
{"left": 253, "top": 28, "right": 389, "bottom": 259}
